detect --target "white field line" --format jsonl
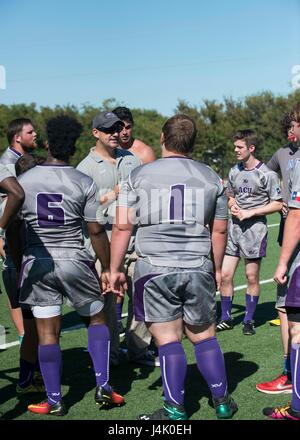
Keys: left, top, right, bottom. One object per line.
{"left": 2, "top": 278, "right": 276, "bottom": 350}
{"left": 267, "top": 223, "right": 279, "bottom": 228}
{"left": 216, "top": 278, "right": 275, "bottom": 296}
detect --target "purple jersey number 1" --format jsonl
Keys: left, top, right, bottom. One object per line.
{"left": 169, "top": 184, "right": 185, "bottom": 221}
{"left": 37, "top": 193, "right": 65, "bottom": 228}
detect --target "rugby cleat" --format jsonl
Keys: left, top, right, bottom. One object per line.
{"left": 242, "top": 320, "right": 256, "bottom": 335}
{"left": 213, "top": 393, "right": 238, "bottom": 419}
{"left": 138, "top": 401, "right": 187, "bottom": 420}
{"left": 16, "top": 382, "right": 45, "bottom": 395}
{"left": 28, "top": 400, "right": 66, "bottom": 416}
{"left": 95, "top": 385, "right": 125, "bottom": 408}
{"left": 263, "top": 403, "right": 300, "bottom": 420}
{"left": 216, "top": 319, "right": 233, "bottom": 332}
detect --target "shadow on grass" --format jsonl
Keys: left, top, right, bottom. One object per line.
{"left": 184, "top": 351, "right": 258, "bottom": 418}
{"left": 216, "top": 300, "right": 278, "bottom": 329}
{"left": 0, "top": 345, "right": 156, "bottom": 420}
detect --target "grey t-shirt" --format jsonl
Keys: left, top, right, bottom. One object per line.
{"left": 18, "top": 164, "right": 102, "bottom": 250}
{"left": 227, "top": 162, "right": 282, "bottom": 210}
{"left": 267, "top": 143, "right": 300, "bottom": 204}
{"left": 118, "top": 157, "right": 228, "bottom": 268}
{"left": 77, "top": 147, "right": 141, "bottom": 255}
{"left": 77, "top": 147, "right": 141, "bottom": 222}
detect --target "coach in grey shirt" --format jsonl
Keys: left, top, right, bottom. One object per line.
{"left": 77, "top": 111, "right": 142, "bottom": 366}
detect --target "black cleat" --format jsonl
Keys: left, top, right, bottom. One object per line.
{"left": 242, "top": 320, "right": 256, "bottom": 335}
{"left": 216, "top": 319, "right": 233, "bottom": 332}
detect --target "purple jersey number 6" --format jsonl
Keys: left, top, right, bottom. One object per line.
{"left": 37, "top": 193, "right": 65, "bottom": 228}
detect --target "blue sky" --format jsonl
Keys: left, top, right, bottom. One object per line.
{"left": 0, "top": 0, "right": 299, "bottom": 115}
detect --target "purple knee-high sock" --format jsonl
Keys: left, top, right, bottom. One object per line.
{"left": 158, "top": 341, "right": 187, "bottom": 406}
{"left": 88, "top": 324, "right": 110, "bottom": 389}
{"left": 38, "top": 344, "right": 62, "bottom": 405}
{"left": 194, "top": 337, "right": 228, "bottom": 398}
{"left": 243, "top": 293, "right": 259, "bottom": 323}
{"left": 291, "top": 343, "right": 300, "bottom": 412}
{"left": 220, "top": 295, "right": 233, "bottom": 321}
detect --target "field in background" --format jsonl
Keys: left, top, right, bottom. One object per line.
{"left": 0, "top": 213, "right": 288, "bottom": 420}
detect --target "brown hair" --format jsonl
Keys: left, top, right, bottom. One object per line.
{"left": 289, "top": 102, "right": 300, "bottom": 123}
{"left": 233, "top": 129, "right": 259, "bottom": 149}
{"left": 162, "top": 114, "right": 196, "bottom": 154}
{"left": 7, "top": 118, "right": 33, "bottom": 144}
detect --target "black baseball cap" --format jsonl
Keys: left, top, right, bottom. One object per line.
{"left": 92, "top": 111, "right": 123, "bottom": 130}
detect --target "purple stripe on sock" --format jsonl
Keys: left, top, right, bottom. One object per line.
{"left": 38, "top": 344, "right": 62, "bottom": 405}
{"left": 88, "top": 324, "right": 110, "bottom": 387}
{"left": 158, "top": 342, "right": 187, "bottom": 406}
{"left": 194, "top": 337, "right": 228, "bottom": 398}
{"left": 134, "top": 274, "right": 161, "bottom": 321}
{"left": 291, "top": 343, "right": 300, "bottom": 412}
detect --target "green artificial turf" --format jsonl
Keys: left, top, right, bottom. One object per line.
{"left": 0, "top": 213, "right": 288, "bottom": 420}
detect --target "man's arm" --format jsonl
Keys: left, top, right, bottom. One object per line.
{"left": 210, "top": 218, "right": 228, "bottom": 290}
{"left": 0, "top": 177, "right": 24, "bottom": 230}
{"left": 86, "top": 222, "right": 111, "bottom": 291}
{"left": 5, "top": 219, "right": 23, "bottom": 272}
{"left": 110, "top": 206, "right": 135, "bottom": 294}
{"left": 236, "top": 200, "right": 282, "bottom": 221}
{"left": 274, "top": 208, "right": 300, "bottom": 284}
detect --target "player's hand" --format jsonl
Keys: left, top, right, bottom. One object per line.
{"left": 230, "top": 204, "right": 240, "bottom": 216}
{"left": 236, "top": 209, "right": 253, "bottom": 221}
{"left": 109, "top": 271, "right": 128, "bottom": 298}
{"left": 281, "top": 202, "right": 288, "bottom": 216}
{"left": 274, "top": 263, "right": 288, "bottom": 285}
{"left": 0, "top": 237, "right": 5, "bottom": 259}
{"left": 100, "top": 270, "right": 111, "bottom": 293}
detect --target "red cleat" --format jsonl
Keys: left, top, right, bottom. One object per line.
{"left": 28, "top": 400, "right": 66, "bottom": 416}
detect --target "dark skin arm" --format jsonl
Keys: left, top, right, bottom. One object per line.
{"left": 0, "top": 177, "right": 25, "bottom": 229}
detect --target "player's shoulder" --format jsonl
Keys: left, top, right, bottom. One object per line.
{"left": 131, "top": 139, "right": 156, "bottom": 163}
{"left": 258, "top": 162, "right": 278, "bottom": 176}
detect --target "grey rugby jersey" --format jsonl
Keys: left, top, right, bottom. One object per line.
{"left": 227, "top": 162, "right": 282, "bottom": 210}
{"left": 289, "top": 160, "right": 300, "bottom": 210}
{"left": 18, "top": 164, "right": 103, "bottom": 249}
{"left": 0, "top": 146, "right": 22, "bottom": 175}
{"left": 118, "top": 157, "right": 228, "bottom": 267}
{"left": 0, "top": 163, "right": 14, "bottom": 183}
{"left": 267, "top": 143, "right": 300, "bottom": 204}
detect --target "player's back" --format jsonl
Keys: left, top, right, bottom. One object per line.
{"left": 18, "top": 164, "right": 99, "bottom": 250}
{"left": 121, "top": 157, "right": 227, "bottom": 267}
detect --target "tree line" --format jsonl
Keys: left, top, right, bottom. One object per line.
{"left": 1, "top": 91, "right": 300, "bottom": 178}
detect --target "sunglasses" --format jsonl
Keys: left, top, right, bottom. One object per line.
{"left": 97, "top": 123, "right": 124, "bottom": 134}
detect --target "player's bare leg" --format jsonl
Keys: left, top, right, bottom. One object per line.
{"left": 217, "top": 255, "right": 240, "bottom": 330}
